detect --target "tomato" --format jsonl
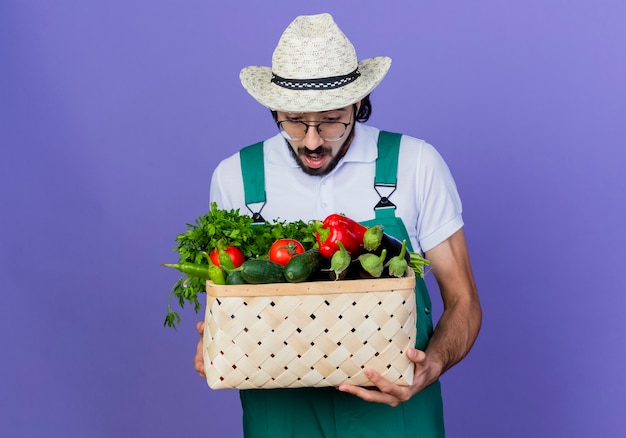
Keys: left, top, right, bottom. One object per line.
{"left": 269, "top": 239, "right": 305, "bottom": 266}
{"left": 209, "top": 245, "right": 246, "bottom": 268}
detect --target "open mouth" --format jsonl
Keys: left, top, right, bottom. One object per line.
{"left": 301, "top": 147, "right": 329, "bottom": 169}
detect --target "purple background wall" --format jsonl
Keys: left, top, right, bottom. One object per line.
{"left": 1, "top": 1, "right": 625, "bottom": 437}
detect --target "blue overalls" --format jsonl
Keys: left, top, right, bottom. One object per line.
{"left": 236, "top": 132, "right": 445, "bottom": 437}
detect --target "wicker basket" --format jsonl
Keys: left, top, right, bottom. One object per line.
{"left": 202, "top": 270, "right": 417, "bottom": 389}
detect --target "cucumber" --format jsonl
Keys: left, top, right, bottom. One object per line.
{"left": 225, "top": 270, "right": 247, "bottom": 285}
{"left": 284, "top": 248, "right": 328, "bottom": 283}
{"left": 239, "top": 259, "right": 286, "bottom": 284}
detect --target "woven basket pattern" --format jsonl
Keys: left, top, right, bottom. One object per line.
{"left": 203, "top": 277, "right": 416, "bottom": 389}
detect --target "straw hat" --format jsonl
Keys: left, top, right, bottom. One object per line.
{"left": 240, "top": 13, "right": 391, "bottom": 112}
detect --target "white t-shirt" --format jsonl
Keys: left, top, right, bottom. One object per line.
{"left": 209, "top": 123, "right": 463, "bottom": 254}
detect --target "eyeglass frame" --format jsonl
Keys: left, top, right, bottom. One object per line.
{"left": 275, "top": 119, "right": 353, "bottom": 142}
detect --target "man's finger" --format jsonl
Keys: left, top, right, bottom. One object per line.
{"left": 194, "top": 340, "right": 206, "bottom": 377}
{"left": 196, "top": 320, "right": 204, "bottom": 335}
{"left": 407, "top": 348, "right": 427, "bottom": 364}
{"left": 195, "top": 321, "right": 206, "bottom": 378}
{"left": 363, "top": 369, "right": 410, "bottom": 402}
{"left": 337, "top": 383, "right": 402, "bottom": 407}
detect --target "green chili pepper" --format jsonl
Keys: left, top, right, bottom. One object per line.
{"left": 218, "top": 249, "right": 236, "bottom": 271}
{"left": 162, "top": 262, "right": 212, "bottom": 279}
{"left": 161, "top": 260, "right": 226, "bottom": 285}
{"left": 202, "top": 251, "right": 227, "bottom": 284}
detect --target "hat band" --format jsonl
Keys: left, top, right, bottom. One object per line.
{"left": 271, "top": 68, "right": 361, "bottom": 90}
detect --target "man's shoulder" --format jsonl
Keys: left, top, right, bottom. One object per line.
{"left": 363, "top": 126, "right": 448, "bottom": 171}
{"left": 215, "top": 134, "right": 274, "bottom": 162}
{"left": 360, "top": 124, "right": 429, "bottom": 147}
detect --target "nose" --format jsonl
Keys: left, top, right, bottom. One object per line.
{"left": 302, "top": 124, "right": 324, "bottom": 150}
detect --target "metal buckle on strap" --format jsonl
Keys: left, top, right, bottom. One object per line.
{"left": 373, "top": 183, "right": 397, "bottom": 209}
{"left": 245, "top": 201, "right": 267, "bottom": 224}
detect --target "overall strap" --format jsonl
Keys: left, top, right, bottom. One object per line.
{"left": 375, "top": 131, "right": 402, "bottom": 186}
{"left": 373, "top": 131, "right": 402, "bottom": 212}
{"left": 373, "top": 131, "right": 434, "bottom": 352}
{"left": 369, "top": 130, "right": 414, "bottom": 252}
{"left": 239, "top": 141, "right": 267, "bottom": 223}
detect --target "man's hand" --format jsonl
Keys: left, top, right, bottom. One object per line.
{"left": 194, "top": 321, "right": 206, "bottom": 378}
{"left": 336, "top": 347, "right": 443, "bottom": 407}
{"left": 337, "top": 229, "right": 481, "bottom": 406}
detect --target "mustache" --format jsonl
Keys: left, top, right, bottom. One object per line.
{"left": 298, "top": 146, "right": 332, "bottom": 155}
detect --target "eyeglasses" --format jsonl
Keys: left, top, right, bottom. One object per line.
{"left": 276, "top": 120, "right": 352, "bottom": 141}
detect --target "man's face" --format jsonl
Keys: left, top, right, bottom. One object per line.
{"left": 276, "top": 105, "right": 357, "bottom": 176}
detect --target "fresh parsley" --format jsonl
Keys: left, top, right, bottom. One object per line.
{"left": 164, "top": 202, "right": 318, "bottom": 328}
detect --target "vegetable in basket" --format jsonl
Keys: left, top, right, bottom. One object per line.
{"left": 315, "top": 213, "right": 367, "bottom": 258}
{"left": 357, "top": 249, "right": 387, "bottom": 278}
{"left": 162, "top": 202, "right": 317, "bottom": 329}
{"left": 378, "top": 234, "right": 430, "bottom": 278}
{"left": 385, "top": 239, "right": 409, "bottom": 278}
{"left": 239, "top": 258, "right": 286, "bottom": 284}
{"left": 326, "top": 241, "right": 351, "bottom": 280}
{"left": 284, "top": 248, "right": 327, "bottom": 283}
{"left": 161, "top": 260, "right": 225, "bottom": 284}
{"left": 363, "top": 225, "right": 384, "bottom": 251}
{"left": 269, "top": 238, "right": 305, "bottom": 266}
{"left": 209, "top": 244, "right": 246, "bottom": 269}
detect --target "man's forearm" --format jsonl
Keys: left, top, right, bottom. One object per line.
{"left": 426, "top": 294, "right": 482, "bottom": 375}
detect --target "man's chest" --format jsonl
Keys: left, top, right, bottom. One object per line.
{"left": 261, "top": 160, "right": 382, "bottom": 223}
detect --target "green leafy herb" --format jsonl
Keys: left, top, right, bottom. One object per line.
{"left": 163, "top": 202, "right": 318, "bottom": 328}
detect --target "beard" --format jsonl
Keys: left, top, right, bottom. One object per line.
{"left": 286, "top": 125, "right": 356, "bottom": 176}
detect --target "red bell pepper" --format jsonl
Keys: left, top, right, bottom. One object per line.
{"left": 315, "top": 213, "right": 367, "bottom": 258}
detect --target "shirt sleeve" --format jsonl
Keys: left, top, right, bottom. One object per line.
{"left": 408, "top": 139, "right": 464, "bottom": 253}
{"left": 208, "top": 152, "right": 246, "bottom": 210}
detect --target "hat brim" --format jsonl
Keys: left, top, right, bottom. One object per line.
{"left": 240, "top": 57, "right": 391, "bottom": 113}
